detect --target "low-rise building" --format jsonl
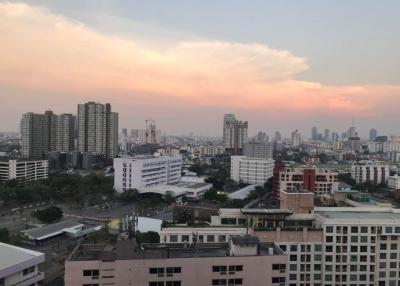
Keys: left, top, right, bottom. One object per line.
{"left": 230, "top": 156, "right": 274, "bottom": 185}
{"left": 388, "top": 174, "right": 400, "bottom": 190}
{"left": 113, "top": 155, "right": 182, "bottom": 193}
{"left": 0, "top": 159, "right": 48, "bottom": 182}
{"left": 279, "top": 189, "right": 314, "bottom": 214}
{"left": 65, "top": 237, "right": 287, "bottom": 286}
{"left": 0, "top": 242, "right": 45, "bottom": 286}
{"left": 351, "top": 162, "right": 389, "bottom": 184}
{"left": 277, "top": 167, "right": 339, "bottom": 196}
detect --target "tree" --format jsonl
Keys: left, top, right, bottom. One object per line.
{"left": 136, "top": 231, "right": 160, "bottom": 243}
{"left": 33, "top": 206, "right": 63, "bottom": 224}
{"left": 163, "top": 192, "right": 176, "bottom": 204}
{"left": 0, "top": 228, "right": 10, "bottom": 243}
{"left": 118, "top": 189, "right": 140, "bottom": 202}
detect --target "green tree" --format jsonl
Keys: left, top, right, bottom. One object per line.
{"left": 33, "top": 206, "right": 63, "bottom": 224}
{"left": 0, "top": 228, "right": 10, "bottom": 243}
{"left": 136, "top": 231, "right": 160, "bottom": 243}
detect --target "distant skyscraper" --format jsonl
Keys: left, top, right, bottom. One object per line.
{"left": 222, "top": 114, "right": 248, "bottom": 154}
{"left": 274, "top": 131, "right": 282, "bottom": 142}
{"left": 291, "top": 130, "right": 301, "bottom": 146}
{"left": 324, "top": 128, "right": 330, "bottom": 141}
{"left": 331, "top": 132, "right": 339, "bottom": 142}
{"left": 223, "top": 114, "right": 236, "bottom": 147}
{"left": 369, "top": 128, "right": 378, "bottom": 141}
{"left": 77, "top": 102, "right": 118, "bottom": 159}
{"left": 311, "top": 127, "right": 318, "bottom": 141}
{"left": 121, "top": 128, "right": 128, "bottom": 152}
{"left": 145, "top": 119, "right": 161, "bottom": 144}
{"left": 256, "top": 131, "right": 267, "bottom": 143}
{"left": 348, "top": 126, "right": 357, "bottom": 138}
{"left": 21, "top": 111, "right": 75, "bottom": 159}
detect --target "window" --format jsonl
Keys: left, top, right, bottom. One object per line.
{"left": 212, "top": 279, "right": 227, "bottom": 285}
{"left": 326, "top": 226, "right": 333, "bottom": 233}
{"left": 82, "top": 270, "right": 99, "bottom": 278}
{"left": 170, "top": 235, "right": 178, "bottom": 243}
{"left": 149, "top": 282, "right": 164, "bottom": 286}
{"left": 272, "top": 277, "right": 285, "bottom": 283}
{"left": 207, "top": 235, "right": 215, "bottom": 242}
{"left": 218, "top": 235, "right": 226, "bottom": 242}
{"left": 272, "top": 264, "right": 285, "bottom": 273}
{"left": 290, "top": 245, "right": 297, "bottom": 251}
{"left": 23, "top": 266, "right": 35, "bottom": 276}
{"left": 351, "top": 226, "right": 358, "bottom": 233}
{"left": 181, "top": 235, "right": 189, "bottom": 242}
{"left": 165, "top": 281, "right": 181, "bottom": 286}
{"left": 360, "top": 226, "right": 368, "bottom": 233}
{"left": 228, "top": 278, "right": 243, "bottom": 285}
{"left": 0, "top": 278, "right": 4, "bottom": 286}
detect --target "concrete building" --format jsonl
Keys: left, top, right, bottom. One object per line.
{"left": 56, "top": 114, "right": 75, "bottom": 152}
{"left": 113, "top": 155, "right": 182, "bottom": 192}
{"left": 291, "top": 130, "right": 301, "bottom": 147}
{"left": 65, "top": 236, "right": 287, "bottom": 286}
{"left": 0, "top": 159, "right": 48, "bottom": 182}
{"left": 369, "top": 128, "right": 378, "bottom": 141}
{"left": 223, "top": 114, "right": 248, "bottom": 155}
{"left": 77, "top": 102, "right": 118, "bottom": 159}
{"left": 230, "top": 156, "right": 274, "bottom": 185}
{"left": 20, "top": 111, "right": 75, "bottom": 159}
{"left": 160, "top": 227, "right": 248, "bottom": 243}
{"left": 243, "top": 142, "right": 273, "bottom": 159}
{"left": 278, "top": 167, "right": 339, "bottom": 196}
{"left": 279, "top": 189, "right": 314, "bottom": 214}
{"left": 351, "top": 163, "right": 389, "bottom": 185}
{"left": 388, "top": 175, "right": 400, "bottom": 190}
{"left": 0, "top": 242, "right": 45, "bottom": 286}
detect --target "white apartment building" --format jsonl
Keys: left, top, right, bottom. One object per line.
{"left": 230, "top": 156, "right": 274, "bottom": 185}
{"left": 243, "top": 142, "right": 273, "bottom": 159}
{"left": 113, "top": 155, "right": 182, "bottom": 193}
{"left": 0, "top": 242, "right": 45, "bottom": 286}
{"left": 0, "top": 159, "right": 48, "bottom": 182}
{"left": 278, "top": 167, "right": 339, "bottom": 196}
{"left": 351, "top": 163, "right": 389, "bottom": 185}
{"left": 388, "top": 175, "right": 400, "bottom": 190}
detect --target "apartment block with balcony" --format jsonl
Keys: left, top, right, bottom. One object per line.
{"left": 351, "top": 163, "right": 389, "bottom": 185}
{"left": 0, "top": 159, "right": 48, "bottom": 182}
{"left": 230, "top": 156, "right": 274, "bottom": 185}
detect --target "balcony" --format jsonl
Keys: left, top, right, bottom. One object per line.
{"left": 14, "top": 272, "right": 44, "bottom": 286}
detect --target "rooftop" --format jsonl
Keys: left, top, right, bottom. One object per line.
{"left": 0, "top": 243, "right": 44, "bottom": 272}
{"left": 240, "top": 208, "right": 293, "bottom": 215}
{"left": 68, "top": 238, "right": 283, "bottom": 262}
{"left": 316, "top": 210, "right": 400, "bottom": 221}
{"left": 22, "top": 220, "right": 83, "bottom": 240}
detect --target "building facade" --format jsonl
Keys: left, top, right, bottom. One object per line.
{"left": 388, "top": 175, "right": 400, "bottom": 190}
{"left": 351, "top": 163, "right": 389, "bottom": 185}
{"left": 230, "top": 156, "right": 274, "bottom": 185}
{"left": 77, "top": 102, "right": 118, "bottom": 159}
{"left": 223, "top": 114, "right": 248, "bottom": 155}
{"left": 65, "top": 237, "right": 287, "bottom": 286}
{"left": 0, "top": 242, "right": 45, "bottom": 286}
{"left": 113, "top": 155, "right": 182, "bottom": 192}
{"left": 0, "top": 159, "right": 48, "bottom": 182}
{"left": 278, "top": 167, "right": 339, "bottom": 196}
{"left": 243, "top": 142, "right": 273, "bottom": 160}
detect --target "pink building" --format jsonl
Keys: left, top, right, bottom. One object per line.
{"left": 65, "top": 236, "right": 287, "bottom": 286}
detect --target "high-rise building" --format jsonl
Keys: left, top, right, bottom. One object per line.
{"left": 20, "top": 112, "right": 49, "bottom": 159}
{"left": 311, "top": 126, "right": 318, "bottom": 141}
{"left": 21, "top": 111, "right": 76, "bottom": 159}
{"left": 369, "top": 128, "right": 378, "bottom": 141}
{"left": 324, "top": 128, "right": 330, "bottom": 141}
{"left": 222, "top": 114, "right": 248, "bottom": 154}
{"left": 274, "top": 131, "right": 282, "bottom": 142}
{"left": 77, "top": 102, "right": 118, "bottom": 159}
{"left": 331, "top": 132, "right": 339, "bottom": 142}
{"left": 56, "top": 114, "right": 75, "bottom": 152}
{"left": 291, "top": 130, "right": 301, "bottom": 146}
{"left": 222, "top": 113, "right": 236, "bottom": 147}
{"left": 255, "top": 131, "right": 267, "bottom": 143}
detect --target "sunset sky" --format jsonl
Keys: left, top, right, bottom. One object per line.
{"left": 1, "top": 1, "right": 400, "bottom": 137}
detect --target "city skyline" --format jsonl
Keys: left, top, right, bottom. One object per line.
{"left": 1, "top": 1, "right": 400, "bottom": 135}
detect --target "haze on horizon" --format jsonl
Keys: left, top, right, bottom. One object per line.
{"left": 0, "top": 0, "right": 400, "bottom": 137}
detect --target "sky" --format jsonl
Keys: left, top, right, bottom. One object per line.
{"left": 1, "top": 1, "right": 400, "bottom": 137}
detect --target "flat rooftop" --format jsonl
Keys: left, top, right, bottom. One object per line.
{"left": 23, "top": 220, "right": 82, "bottom": 240}
{"left": 68, "top": 239, "right": 283, "bottom": 262}
{"left": 316, "top": 211, "right": 400, "bottom": 221}
{"left": 0, "top": 243, "right": 44, "bottom": 271}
